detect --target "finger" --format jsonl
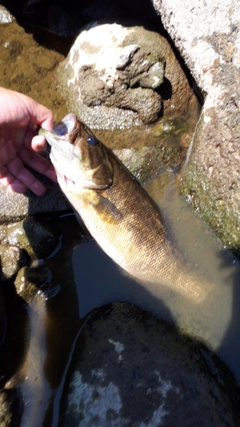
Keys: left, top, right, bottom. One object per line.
{"left": 4, "top": 157, "right": 47, "bottom": 196}
{"left": 0, "top": 139, "right": 16, "bottom": 168}
{"left": 0, "top": 165, "right": 26, "bottom": 194}
{"left": 23, "top": 125, "right": 48, "bottom": 152}
{"left": 22, "top": 125, "right": 48, "bottom": 152}
{"left": 19, "top": 145, "right": 57, "bottom": 182}
{"left": 31, "top": 134, "right": 47, "bottom": 152}
{"left": 27, "top": 100, "right": 54, "bottom": 130}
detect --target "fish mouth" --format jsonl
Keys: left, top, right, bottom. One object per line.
{"left": 38, "top": 113, "right": 80, "bottom": 164}
{"left": 38, "top": 113, "right": 78, "bottom": 148}
{"left": 52, "top": 113, "right": 77, "bottom": 137}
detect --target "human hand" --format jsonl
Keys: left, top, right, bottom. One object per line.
{"left": 0, "top": 87, "right": 57, "bottom": 196}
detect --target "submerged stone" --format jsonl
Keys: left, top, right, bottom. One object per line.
{"left": 59, "top": 303, "right": 240, "bottom": 427}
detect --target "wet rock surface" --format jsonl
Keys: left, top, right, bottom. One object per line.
{"left": 0, "top": 389, "right": 23, "bottom": 426}
{"left": 14, "top": 264, "right": 52, "bottom": 304}
{"left": 0, "top": 288, "right": 6, "bottom": 345}
{"left": 0, "top": 217, "right": 60, "bottom": 260}
{"left": 115, "top": 145, "right": 181, "bottom": 185}
{"left": 0, "top": 244, "right": 23, "bottom": 282}
{"left": 60, "top": 303, "right": 240, "bottom": 427}
{"left": 152, "top": 0, "right": 240, "bottom": 251}
{"left": 0, "top": 215, "right": 59, "bottom": 317}
{"left": 58, "top": 22, "right": 197, "bottom": 129}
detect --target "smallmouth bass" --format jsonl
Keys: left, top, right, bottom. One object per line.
{"left": 39, "top": 113, "right": 209, "bottom": 302}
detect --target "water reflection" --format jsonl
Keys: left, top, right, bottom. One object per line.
{"left": 20, "top": 295, "right": 51, "bottom": 427}
{"left": 73, "top": 240, "right": 173, "bottom": 322}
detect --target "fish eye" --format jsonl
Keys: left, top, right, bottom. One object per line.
{"left": 87, "top": 135, "right": 97, "bottom": 146}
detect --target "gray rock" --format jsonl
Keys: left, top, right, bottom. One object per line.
{"left": 59, "top": 303, "right": 240, "bottom": 427}
{"left": 58, "top": 22, "right": 197, "bottom": 129}
{"left": 152, "top": 0, "right": 240, "bottom": 250}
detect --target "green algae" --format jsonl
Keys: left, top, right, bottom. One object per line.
{"left": 181, "top": 165, "right": 240, "bottom": 254}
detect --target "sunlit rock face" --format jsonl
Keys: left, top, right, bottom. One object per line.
{"left": 153, "top": 0, "right": 240, "bottom": 251}
{"left": 57, "top": 22, "right": 197, "bottom": 129}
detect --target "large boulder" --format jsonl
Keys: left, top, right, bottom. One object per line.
{"left": 59, "top": 303, "right": 240, "bottom": 426}
{"left": 152, "top": 0, "right": 240, "bottom": 250}
{"left": 57, "top": 22, "right": 198, "bottom": 129}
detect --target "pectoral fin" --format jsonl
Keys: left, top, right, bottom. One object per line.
{"left": 88, "top": 192, "right": 123, "bottom": 224}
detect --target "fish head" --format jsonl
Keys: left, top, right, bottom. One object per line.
{"left": 39, "top": 113, "right": 113, "bottom": 192}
